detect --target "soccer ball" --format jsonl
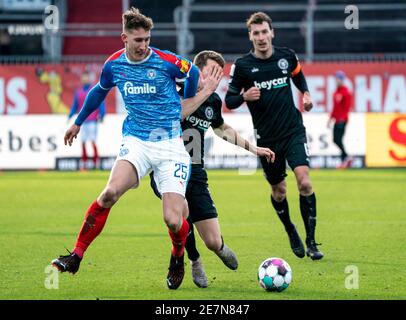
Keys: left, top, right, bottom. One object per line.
{"left": 257, "top": 257, "right": 292, "bottom": 292}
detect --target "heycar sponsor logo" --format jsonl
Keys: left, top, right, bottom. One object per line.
{"left": 254, "top": 77, "right": 288, "bottom": 90}
{"left": 186, "top": 115, "right": 211, "bottom": 130}
{"left": 123, "top": 82, "right": 157, "bottom": 96}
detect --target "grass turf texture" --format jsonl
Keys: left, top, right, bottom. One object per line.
{"left": 0, "top": 169, "right": 405, "bottom": 300}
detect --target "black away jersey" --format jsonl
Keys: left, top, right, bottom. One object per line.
{"left": 228, "top": 46, "right": 306, "bottom": 145}
{"left": 182, "top": 92, "right": 224, "bottom": 166}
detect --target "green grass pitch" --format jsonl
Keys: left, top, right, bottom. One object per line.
{"left": 0, "top": 169, "right": 405, "bottom": 300}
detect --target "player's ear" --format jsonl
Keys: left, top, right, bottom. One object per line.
{"left": 248, "top": 31, "right": 253, "bottom": 42}
{"left": 270, "top": 29, "right": 275, "bottom": 39}
{"left": 121, "top": 32, "right": 128, "bottom": 44}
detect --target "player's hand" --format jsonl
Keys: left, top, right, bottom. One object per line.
{"left": 64, "top": 124, "right": 80, "bottom": 146}
{"left": 255, "top": 147, "right": 275, "bottom": 163}
{"left": 327, "top": 118, "right": 333, "bottom": 128}
{"left": 200, "top": 64, "right": 223, "bottom": 94}
{"left": 243, "top": 87, "right": 261, "bottom": 101}
{"left": 303, "top": 91, "right": 313, "bottom": 111}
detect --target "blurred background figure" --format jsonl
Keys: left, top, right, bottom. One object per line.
{"left": 36, "top": 67, "right": 70, "bottom": 114}
{"left": 68, "top": 71, "right": 105, "bottom": 170}
{"left": 0, "top": 28, "right": 11, "bottom": 55}
{"left": 328, "top": 71, "right": 353, "bottom": 169}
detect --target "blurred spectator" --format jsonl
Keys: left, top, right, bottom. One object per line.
{"left": 68, "top": 71, "right": 106, "bottom": 170}
{"left": 0, "top": 29, "right": 11, "bottom": 55}
{"left": 328, "top": 71, "right": 353, "bottom": 169}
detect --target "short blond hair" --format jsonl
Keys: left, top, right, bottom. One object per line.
{"left": 122, "top": 7, "right": 154, "bottom": 32}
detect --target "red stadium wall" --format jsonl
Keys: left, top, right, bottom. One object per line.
{"left": 0, "top": 64, "right": 116, "bottom": 115}
{"left": 63, "top": 0, "right": 123, "bottom": 55}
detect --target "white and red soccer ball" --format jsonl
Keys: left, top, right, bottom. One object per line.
{"left": 258, "top": 257, "right": 292, "bottom": 292}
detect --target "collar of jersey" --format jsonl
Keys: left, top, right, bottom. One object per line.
{"left": 125, "top": 48, "right": 153, "bottom": 64}
{"left": 250, "top": 46, "right": 275, "bottom": 61}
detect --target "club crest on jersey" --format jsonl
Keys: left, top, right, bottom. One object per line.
{"left": 123, "top": 81, "right": 157, "bottom": 96}
{"left": 278, "top": 58, "right": 289, "bottom": 70}
{"left": 278, "top": 58, "right": 289, "bottom": 74}
{"left": 205, "top": 106, "right": 214, "bottom": 120}
{"left": 146, "top": 69, "right": 156, "bottom": 79}
{"left": 119, "top": 148, "right": 129, "bottom": 157}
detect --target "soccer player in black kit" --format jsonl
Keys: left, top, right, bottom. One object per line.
{"left": 225, "top": 12, "right": 324, "bottom": 260}
{"left": 151, "top": 50, "right": 275, "bottom": 287}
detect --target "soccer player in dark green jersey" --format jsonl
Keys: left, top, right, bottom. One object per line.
{"left": 225, "top": 12, "right": 323, "bottom": 261}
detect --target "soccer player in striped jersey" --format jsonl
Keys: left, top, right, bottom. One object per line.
{"left": 51, "top": 7, "right": 218, "bottom": 290}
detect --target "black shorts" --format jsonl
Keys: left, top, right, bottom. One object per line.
{"left": 149, "top": 165, "right": 218, "bottom": 223}
{"left": 259, "top": 130, "right": 310, "bottom": 186}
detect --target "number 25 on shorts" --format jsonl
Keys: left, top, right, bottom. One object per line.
{"left": 174, "top": 163, "right": 189, "bottom": 180}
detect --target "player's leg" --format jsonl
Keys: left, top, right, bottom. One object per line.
{"left": 80, "top": 124, "right": 89, "bottom": 170}
{"left": 188, "top": 178, "right": 237, "bottom": 269}
{"left": 153, "top": 137, "right": 193, "bottom": 289}
{"left": 288, "top": 134, "right": 324, "bottom": 260}
{"left": 185, "top": 218, "right": 208, "bottom": 288}
{"left": 81, "top": 143, "right": 88, "bottom": 170}
{"left": 194, "top": 218, "right": 238, "bottom": 270}
{"left": 88, "top": 122, "right": 99, "bottom": 169}
{"left": 183, "top": 186, "right": 207, "bottom": 288}
{"left": 333, "top": 122, "right": 346, "bottom": 162}
{"left": 52, "top": 159, "right": 139, "bottom": 273}
{"left": 92, "top": 142, "right": 99, "bottom": 169}
{"left": 260, "top": 155, "right": 305, "bottom": 258}
{"left": 162, "top": 192, "right": 190, "bottom": 290}
{"left": 183, "top": 202, "right": 208, "bottom": 288}
{"left": 150, "top": 170, "right": 202, "bottom": 288}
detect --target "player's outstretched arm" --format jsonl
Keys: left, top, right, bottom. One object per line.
{"left": 64, "top": 84, "right": 109, "bottom": 146}
{"left": 213, "top": 123, "right": 275, "bottom": 163}
{"left": 64, "top": 124, "right": 80, "bottom": 146}
{"left": 181, "top": 64, "right": 223, "bottom": 119}
{"left": 74, "top": 84, "right": 110, "bottom": 126}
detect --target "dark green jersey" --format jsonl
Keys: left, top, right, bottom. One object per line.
{"left": 182, "top": 92, "right": 224, "bottom": 167}
{"left": 227, "top": 46, "right": 305, "bottom": 145}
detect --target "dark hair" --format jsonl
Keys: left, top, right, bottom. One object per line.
{"left": 193, "top": 50, "right": 225, "bottom": 69}
{"left": 122, "top": 7, "right": 154, "bottom": 32}
{"left": 246, "top": 12, "right": 273, "bottom": 31}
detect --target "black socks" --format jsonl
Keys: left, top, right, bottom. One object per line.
{"left": 299, "top": 193, "right": 317, "bottom": 245}
{"left": 271, "top": 196, "right": 295, "bottom": 232}
{"left": 184, "top": 217, "right": 200, "bottom": 262}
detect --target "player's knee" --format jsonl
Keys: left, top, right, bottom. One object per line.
{"left": 99, "top": 187, "right": 120, "bottom": 207}
{"left": 164, "top": 213, "right": 181, "bottom": 232}
{"left": 298, "top": 180, "right": 312, "bottom": 195}
{"left": 204, "top": 236, "right": 222, "bottom": 252}
{"left": 271, "top": 185, "right": 286, "bottom": 202}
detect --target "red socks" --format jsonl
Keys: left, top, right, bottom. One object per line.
{"left": 92, "top": 142, "right": 99, "bottom": 167}
{"left": 81, "top": 143, "right": 88, "bottom": 164}
{"left": 73, "top": 200, "right": 110, "bottom": 258}
{"left": 72, "top": 202, "right": 188, "bottom": 259}
{"left": 168, "top": 218, "right": 189, "bottom": 257}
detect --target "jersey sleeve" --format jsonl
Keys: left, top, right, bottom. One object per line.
{"left": 227, "top": 60, "right": 245, "bottom": 94}
{"left": 288, "top": 49, "right": 302, "bottom": 77}
{"left": 210, "top": 94, "right": 225, "bottom": 129}
{"left": 152, "top": 48, "right": 194, "bottom": 80}
{"left": 98, "top": 61, "right": 115, "bottom": 90}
